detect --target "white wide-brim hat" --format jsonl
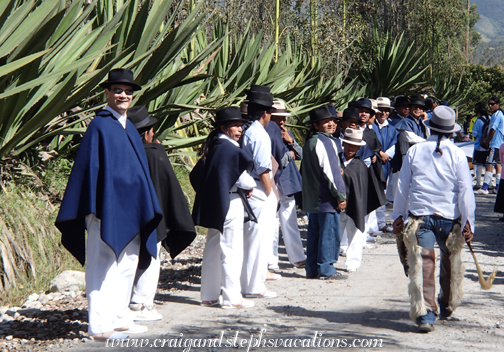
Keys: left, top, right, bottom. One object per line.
{"left": 376, "top": 97, "right": 392, "bottom": 109}
{"left": 341, "top": 128, "right": 367, "bottom": 146}
{"left": 271, "top": 100, "right": 291, "bottom": 117}
{"left": 424, "top": 106, "right": 461, "bottom": 133}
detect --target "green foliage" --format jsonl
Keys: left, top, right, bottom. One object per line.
{"left": 460, "top": 64, "right": 504, "bottom": 113}
{"left": 0, "top": 0, "right": 217, "bottom": 160}
{"left": 0, "top": 181, "right": 81, "bottom": 305}
{"left": 357, "top": 31, "right": 429, "bottom": 98}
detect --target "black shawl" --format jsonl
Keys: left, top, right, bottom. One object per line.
{"left": 144, "top": 143, "right": 197, "bottom": 259}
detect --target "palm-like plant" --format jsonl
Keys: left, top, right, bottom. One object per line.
{"left": 0, "top": 0, "right": 218, "bottom": 159}
{"left": 358, "top": 31, "right": 430, "bottom": 98}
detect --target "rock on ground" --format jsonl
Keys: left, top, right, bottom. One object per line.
{"left": 49, "top": 271, "right": 85, "bottom": 293}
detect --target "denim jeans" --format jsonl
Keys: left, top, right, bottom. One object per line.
{"left": 305, "top": 212, "right": 341, "bottom": 278}
{"left": 416, "top": 215, "right": 455, "bottom": 325}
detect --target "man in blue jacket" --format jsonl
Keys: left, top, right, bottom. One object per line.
{"left": 56, "top": 69, "right": 162, "bottom": 340}
{"left": 373, "top": 97, "right": 398, "bottom": 232}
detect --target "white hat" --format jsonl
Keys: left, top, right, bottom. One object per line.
{"left": 342, "top": 128, "right": 367, "bottom": 147}
{"left": 424, "top": 106, "right": 461, "bottom": 133}
{"left": 369, "top": 99, "right": 380, "bottom": 113}
{"left": 271, "top": 100, "right": 291, "bottom": 117}
{"left": 376, "top": 97, "right": 392, "bottom": 109}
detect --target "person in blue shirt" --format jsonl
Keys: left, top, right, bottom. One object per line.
{"left": 373, "top": 97, "right": 398, "bottom": 232}
{"left": 472, "top": 103, "right": 490, "bottom": 190}
{"left": 479, "top": 97, "right": 504, "bottom": 194}
{"left": 424, "top": 97, "right": 437, "bottom": 119}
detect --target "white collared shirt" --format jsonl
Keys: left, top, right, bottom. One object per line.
{"left": 391, "top": 136, "right": 476, "bottom": 232}
{"left": 105, "top": 105, "right": 127, "bottom": 129}
{"left": 219, "top": 134, "right": 256, "bottom": 191}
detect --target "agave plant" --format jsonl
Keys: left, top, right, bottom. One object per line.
{"left": 0, "top": 0, "right": 219, "bottom": 160}
{"left": 358, "top": 31, "right": 430, "bottom": 98}
{"left": 428, "top": 73, "right": 473, "bottom": 118}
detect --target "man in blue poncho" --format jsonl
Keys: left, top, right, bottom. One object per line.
{"left": 55, "top": 69, "right": 162, "bottom": 340}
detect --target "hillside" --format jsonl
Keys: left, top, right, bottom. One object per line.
{"left": 472, "top": 0, "right": 504, "bottom": 65}
{"left": 473, "top": 0, "right": 504, "bottom": 42}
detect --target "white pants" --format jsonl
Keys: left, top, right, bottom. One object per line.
{"left": 376, "top": 204, "right": 387, "bottom": 230}
{"left": 386, "top": 172, "right": 399, "bottom": 202}
{"left": 85, "top": 214, "right": 138, "bottom": 335}
{"left": 365, "top": 211, "right": 379, "bottom": 234}
{"left": 340, "top": 213, "right": 365, "bottom": 271}
{"left": 242, "top": 181, "right": 277, "bottom": 294}
{"left": 131, "top": 242, "right": 161, "bottom": 306}
{"left": 270, "top": 191, "right": 305, "bottom": 266}
{"left": 201, "top": 194, "right": 244, "bottom": 305}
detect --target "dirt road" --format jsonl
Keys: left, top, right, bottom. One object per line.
{"left": 76, "top": 194, "right": 503, "bottom": 352}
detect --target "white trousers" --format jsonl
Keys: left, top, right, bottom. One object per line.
{"left": 85, "top": 214, "right": 138, "bottom": 335}
{"left": 201, "top": 194, "right": 244, "bottom": 305}
{"left": 340, "top": 213, "right": 365, "bottom": 271}
{"left": 269, "top": 191, "right": 305, "bottom": 266}
{"left": 386, "top": 172, "right": 399, "bottom": 202}
{"left": 131, "top": 242, "right": 161, "bottom": 306}
{"left": 365, "top": 211, "right": 379, "bottom": 234}
{"left": 376, "top": 204, "right": 387, "bottom": 230}
{"left": 242, "top": 181, "right": 277, "bottom": 294}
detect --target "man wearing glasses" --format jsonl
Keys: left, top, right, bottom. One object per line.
{"left": 56, "top": 68, "right": 162, "bottom": 340}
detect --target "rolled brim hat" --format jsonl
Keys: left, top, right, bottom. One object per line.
{"left": 409, "top": 95, "right": 426, "bottom": 107}
{"left": 423, "top": 106, "right": 461, "bottom": 133}
{"left": 246, "top": 85, "right": 274, "bottom": 108}
{"left": 341, "top": 128, "right": 366, "bottom": 146}
{"left": 326, "top": 104, "right": 342, "bottom": 120}
{"left": 271, "top": 100, "right": 291, "bottom": 116}
{"left": 212, "top": 106, "right": 249, "bottom": 127}
{"left": 394, "top": 95, "right": 410, "bottom": 107}
{"left": 309, "top": 106, "right": 336, "bottom": 123}
{"left": 342, "top": 107, "right": 360, "bottom": 121}
{"left": 376, "top": 97, "right": 392, "bottom": 109}
{"left": 99, "top": 68, "right": 142, "bottom": 91}
{"left": 354, "top": 98, "right": 375, "bottom": 116}
{"left": 128, "top": 106, "right": 157, "bottom": 129}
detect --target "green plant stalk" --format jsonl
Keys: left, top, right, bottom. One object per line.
{"left": 274, "top": 0, "right": 279, "bottom": 63}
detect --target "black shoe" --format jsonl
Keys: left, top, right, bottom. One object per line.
{"left": 439, "top": 308, "right": 453, "bottom": 320}
{"left": 320, "top": 272, "right": 348, "bottom": 280}
{"left": 418, "top": 323, "right": 435, "bottom": 333}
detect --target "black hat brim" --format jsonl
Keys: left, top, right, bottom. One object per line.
{"left": 100, "top": 81, "right": 142, "bottom": 91}
{"left": 133, "top": 117, "right": 158, "bottom": 129}
{"left": 212, "top": 118, "right": 249, "bottom": 128}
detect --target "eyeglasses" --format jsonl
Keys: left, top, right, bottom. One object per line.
{"left": 111, "top": 87, "right": 134, "bottom": 95}
{"left": 489, "top": 102, "right": 497, "bottom": 106}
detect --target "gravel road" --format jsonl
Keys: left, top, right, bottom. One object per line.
{"left": 1, "top": 194, "right": 503, "bottom": 352}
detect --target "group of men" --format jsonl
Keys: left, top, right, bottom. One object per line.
{"left": 55, "top": 67, "right": 476, "bottom": 339}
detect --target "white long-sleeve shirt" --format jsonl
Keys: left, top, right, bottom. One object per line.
{"left": 391, "top": 135, "right": 476, "bottom": 232}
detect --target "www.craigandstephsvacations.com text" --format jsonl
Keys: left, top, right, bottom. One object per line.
{"left": 105, "top": 330, "right": 384, "bottom": 350}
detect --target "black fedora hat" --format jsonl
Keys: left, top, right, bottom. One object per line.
{"left": 342, "top": 107, "right": 360, "bottom": 121}
{"left": 326, "top": 104, "right": 342, "bottom": 120}
{"left": 309, "top": 106, "right": 336, "bottom": 123}
{"left": 128, "top": 106, "right": 157, "bottom": 129}
{"left": 246, "top": 85, "right": 274, "bottom": 108}
{"left": 394, "top": 95, "right": 410, "bottom": 107}
{"left": 354, "top": 98, "right": 375, "bottom": 115}
{"left": 99, "top": 68, "right": 141, "bottom": 91}
{"left": 409, "top": 95, "right": 425, "bottom": 107}
{"left": 212, "top": 107, "right": 248, "bottom": 127}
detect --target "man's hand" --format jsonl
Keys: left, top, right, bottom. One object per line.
{"left": 246, "top": 189, "right": 253, "bottom": 198}
{"left": 380, "top": 151, "right": 390, "bottom": 163}
{"left": 337, "top": 200, "right": 346, "bottom": 211}
{"left": 281, "top": 126, "right": 294, "bottom": 144}
{"left": 371, "top": 155, "right": 377, "bottom": 164}
{"left": 393, "top": 216, "right": 404, "bottom": 234}
{"left": 462, "top": 221, "right": 474, "bottom": 243}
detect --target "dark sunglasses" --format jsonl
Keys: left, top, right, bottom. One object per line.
{"left": 111, "top": 87, "right": 134, "bottom": 95}
{"left": 489, "top": 102, "right": 497, "bottom": 106}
